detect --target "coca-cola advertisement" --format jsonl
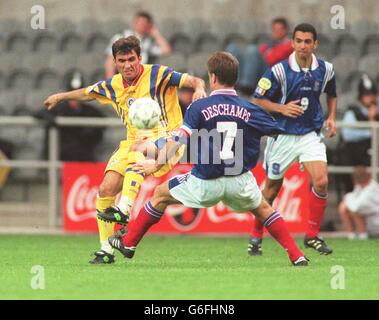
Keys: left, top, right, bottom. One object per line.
{"left": 63, "top": 163, "right": 310, "bottom": 233}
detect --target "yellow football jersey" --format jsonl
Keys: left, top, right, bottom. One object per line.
{"left": 85, "top": 64, "right": 187, "bottom": 141}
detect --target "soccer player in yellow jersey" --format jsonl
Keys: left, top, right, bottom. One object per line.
{"left": 44, "top": 36, "right": 206, "bottom": 264}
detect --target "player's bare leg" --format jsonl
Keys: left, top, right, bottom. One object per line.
{"left": 251, "top": 197, "right": 308, "bottom": 266}
{"left": 302, "top": 161, "right": 333, "bottom": 254}
{"left": 90, "top": 170, "right": 123, "bottom": 264}
{"left": 338, "top": 201, "right": 356, "bottom": 239}
{"left": 108, "top": 180, "right": 180, "bottom": 258}
{"left": 351, "top": 215, "right": 368, "bottom": 240}
{"left": 249, "top": 178, "right": 282, "bottom": 256}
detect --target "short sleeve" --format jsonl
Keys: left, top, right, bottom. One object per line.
{"left": 85, "top": 80, "right": 114, "bottom": 106}
{"left": 167, "top": 71, "right": 188, "bottom": 88}
{"left": 253, "top": 66, "right": 282, "bottom": 100}
{"left": 324, "top": 75, "right": 337, "bottom": 97}
{"left": 322, "top": 62, "right": 337, "bottom": 97}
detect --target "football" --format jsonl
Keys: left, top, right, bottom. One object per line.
{"left": 128, "top": 97, "right": 162, "bottom": 129}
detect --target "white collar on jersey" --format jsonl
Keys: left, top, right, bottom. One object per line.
{"left": 288, "top": 52, "right": 319, "bottom": 72}
{"left": 210, "top": 89, "right": 238, "bottom": 96}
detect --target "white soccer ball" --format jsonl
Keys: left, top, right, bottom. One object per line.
{"left": 128, "top": 97, "right": 161, "bottom": 129}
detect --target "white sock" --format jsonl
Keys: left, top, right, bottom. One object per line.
{"left": 117, "top": 196, "right": 133, "bottom": 215}
{"left": 357, "top": 232, "right": 368, "bottom": 240}
{"left": 101, "top": 240, "right": 114, "bottom": 254}
{"left": 347, "top": 232, "right": 357, "bottom": 240}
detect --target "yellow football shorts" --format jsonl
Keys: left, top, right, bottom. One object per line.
{"left": 105, "top": 133, "right": 184, "bottom": 178}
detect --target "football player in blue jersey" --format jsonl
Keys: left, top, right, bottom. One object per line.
{"left": 248, "top": 23, "right": 337, "bottom": 256}
{"left": 106, "top": 51, "right": 308, "bottom": 266}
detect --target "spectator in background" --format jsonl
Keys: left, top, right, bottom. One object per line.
{"left": 0, "top": 139, "right": 13, "bottom": 188}
{"left": 335, "top": 74, "right": 379, "bottom": 196}
{"left": 35, "top": 71, "right": 105, "bottom": 162}
{"left": 227, "top": 17, "right": 293, "bottom": 96}
{"left": 104, "top": 11, "right": 172, "bottom": 78}
{"left": 338, "top": 166, "right": 379, "bottom": 239}
{"left": 340, "top": 73, "right": 379, "bottom": 166}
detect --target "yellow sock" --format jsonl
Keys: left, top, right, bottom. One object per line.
{"left": 118, "top": 151, "right": 145, "bottom": 214}
{"left": 96, "top": 196, "right": 116, "bottom": 251}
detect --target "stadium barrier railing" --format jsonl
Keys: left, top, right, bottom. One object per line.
{"left": 0, "top": 116, "right": 378, "bottom": 229}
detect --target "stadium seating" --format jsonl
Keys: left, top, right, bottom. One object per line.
{"left": 49, "top": 18, "right": 76, "bottom": 34}
{"left": 160, "top": 18, "right": 184, "bottom": 40}
{"left": 0, "top": 16, "right": 377, "bottom": 163}
{"left": 334, "top": 33, "right": 360, "bottom": 57}
{"left": 157, "top": 53, "right": 187, "bottom": 72}
{"left": 32, "top": 31, "right": 58, "bottom": 53}
{"left": 358, "top": 55, "right": 379, "bottom": 80}
{"left": 187, "top": 53, "right": 209, "bottom": 78}
{"left": 102, "top": 19, "right": 128, "bottom": 37}
{"left": 342, "top": 70, "right": 365, "bottom": 94}
{"left": 184, "top": 18, "right": 212, "bottom": 41}
{"left": 195, "top": 32, "right": 221, "bottom": 53}
{"left": 223, "top": 33, "right": 249, "bottom": 50}
{"left": 350, "top": 20, "right": 378, "bottom": 41}
{"left": 59, "top": 32, "right": 85, "bottom": 53}
{"left": 361, "top": 34, "right": 379, "bottom": 56}
{"left": 6, "top": 31, "right": 31, "bottom": 53}
{"left": 21, "top": 54, "right": 50, "bottom": 73}
{"left": 34, "top": 69, "right": 61, "bottom": 91}
{"left": 77, "top": 18, "right": 103, "bottom": 36}
{"left": 27, "top": 89, "right": 51, "bottom": 113}
{"left": 0, "top": 71, "right": 4, "bottom": 91}
{"left": 316, "top": 34, "right": 333, "bottom": 60}
{"left": 8, "top": 69, "right": 34, "bottom": 90}
{"left": 86, "top": 32, "right": 109, "bottom": 52}
{"left": 170, "top": 32, "right": 193, "bottom": 56}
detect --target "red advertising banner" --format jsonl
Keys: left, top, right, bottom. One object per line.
{"left": 63, "top": 163, "right": 310, "bottom": 234}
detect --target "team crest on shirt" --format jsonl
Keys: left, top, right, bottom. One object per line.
{"left": 256, "top": 77, "right": 272, "bottom": 95}
{"left": 127, "top": 97, "right": 136, "bottom": 107}
{"left": 313, "top": 80, "right": 321, "bottom": 92}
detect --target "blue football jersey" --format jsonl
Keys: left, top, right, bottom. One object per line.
{"left": 253, "top": 52, "right": 337, "bottom": 135}
{"left": 177, "top": 89, "right": 284, "bottom": 179}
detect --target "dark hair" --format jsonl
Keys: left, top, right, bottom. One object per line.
{"left": 272, "top": 17, "right": 289, "bottom": 29}
{"left": 112, "top": 35, "right": 141, "bottom": 58}
{"left": 207, "top": 52, "right": 239, "bottom": 87}
{"left": 136, "top": 11, "right": 153, "bottom": 23}
{"left": 292, "top": 23, "right": 318, "bottom": 41}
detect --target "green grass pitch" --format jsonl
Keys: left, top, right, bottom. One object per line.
{"left": 1, "top": 235, "right": 378, "bottom": 299}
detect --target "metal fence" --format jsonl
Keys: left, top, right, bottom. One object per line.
{"left": 0, "top": 116, "right": 378, "bottom": 229}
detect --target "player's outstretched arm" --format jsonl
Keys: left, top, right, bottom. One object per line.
{"left": 133, "top": 139, "right": 180, "bottom": 176}
{"left": 181, "top": 75, "right": 207, "bottom": 101}
{"left": 252, "top": 97, "right": 304, "bottom": 118}
{"left": 43, "top": 88, "right": 94, "bottom": 110}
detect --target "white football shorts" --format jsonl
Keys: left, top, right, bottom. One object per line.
{"left": 264, "top": 131, "right": 327, "bottom": 180}
{"left": 344, "top": 180, "right": 379, "bottom": 216}
{"left": 168, "top": 171, "right": 262, "bottom": 213}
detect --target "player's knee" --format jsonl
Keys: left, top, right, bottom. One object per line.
{"left": 313, "top": 176, "right": 328, "bottom": 194}
{"left": 98, "top": 180, "right": 119, "bottom": 197}
{"left": 263, "top": 181, "right": 282, "bottom": 203}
